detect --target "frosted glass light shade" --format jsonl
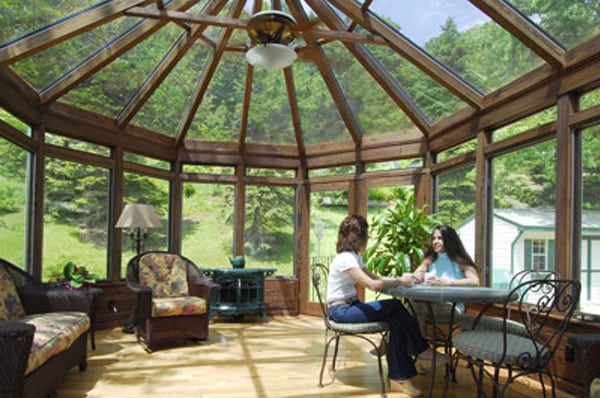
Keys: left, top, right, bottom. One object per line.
{"left": 245, "top": 43, "right": 297, "bottom": 71}
{"left": 115, "top": 204, "right": 161, "bottom": 229}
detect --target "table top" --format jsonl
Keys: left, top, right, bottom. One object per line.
{"left": 385, "top": 285, "right": 516, "bottom": 304}
{"left": 201, "top": 268, "right": 276, "bottom": 276}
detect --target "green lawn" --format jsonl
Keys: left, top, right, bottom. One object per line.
{"left": 0, "top": 204, "right": 385, "bottom": 281}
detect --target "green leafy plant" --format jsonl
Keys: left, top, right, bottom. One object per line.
{"left": 364, "top": 194, "right": 438, "bottom": 277}
{"left": 60, "top": 261, "right": 99, "bottom": 290}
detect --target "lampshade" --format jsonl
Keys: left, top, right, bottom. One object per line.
{"left": 115, "top": 204, "right": 161, "bottom": 229}
{"left": 245, "top": 43, "right": 297, "bottom": 71}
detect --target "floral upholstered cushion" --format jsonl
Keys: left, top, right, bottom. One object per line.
{"left": 22, "top": 311, "right": 90, "bottom": 375}
{"left": 152, "top": 296, "right": 208, "bottom": 318}
{"left": 0, "top": 264, "right": 26, "bottom": 321}
{"left": 138, "top": 253, "right": 189, "bottom": 298}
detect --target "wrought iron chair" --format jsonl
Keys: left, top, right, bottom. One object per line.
{"left": 452, "top": 278, "right": 581, "bottom": 397}
{"left": 311, "top": 263, "right": 389, "bottom": 398}
{"left": 455, "top": 269, "right": 562, "bottom": 334}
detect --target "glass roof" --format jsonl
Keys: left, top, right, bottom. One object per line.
{"left": 1, "top": 0, "right": 599, "bottom": 152}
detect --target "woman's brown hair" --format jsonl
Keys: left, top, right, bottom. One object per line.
{"left": 336, "top": 215, "right": 369, "bottom": 253}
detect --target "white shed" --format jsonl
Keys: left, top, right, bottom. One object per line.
{"left": 458, "top": 208, "right": 600, "bottom": 313}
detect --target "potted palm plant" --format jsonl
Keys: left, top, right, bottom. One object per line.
{"left": 364, "top": 194, "right": 438, "bottom": 277}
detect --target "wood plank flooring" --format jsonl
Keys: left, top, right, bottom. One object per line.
{"left": 56, "top": 315, "right": 575, "bottom": 398}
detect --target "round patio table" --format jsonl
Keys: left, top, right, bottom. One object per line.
{"left": 385, "top": 285, "right": 517, "bottom": 398}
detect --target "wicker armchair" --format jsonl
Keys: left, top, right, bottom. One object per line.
{"left": 126, "top": 251, "right": 219, "bottom": 352}
{"left": 0, "top": 258, "right": 90, "bottom": 398}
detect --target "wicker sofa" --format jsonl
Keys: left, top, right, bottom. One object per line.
{"left": 0, "top": 258, "right": 91, "bottom": 398}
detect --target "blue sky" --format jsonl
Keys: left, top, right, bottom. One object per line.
{"left": 244, "top": 1, "right": 489, "bottom": 47}
{"left": 368, "top": 0, "right": 489, "bottom": 46}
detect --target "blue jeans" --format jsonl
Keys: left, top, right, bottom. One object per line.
{"left": 328, "top": 299, "right": 428, "bottom": 380}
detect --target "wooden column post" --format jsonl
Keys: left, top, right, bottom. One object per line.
{"left": 110, "top": 146, "right": 124, "bottom": 282}
{"left": 233, "top": 163, "right": 245, "bottom": 256}
{"left": 170, "top": 158, "right": 183, "bottom": 253}
{"left": 475, "top": 130, "right": 493, "bottom": 285}
{"left": 555, "top": 94, "right": 578, "bottom": 279}
{"left": 296, "top": 160, "right": 310, "bottom": 314}
{"left": 30, "top": 126, "right": 45, "bottom": 279}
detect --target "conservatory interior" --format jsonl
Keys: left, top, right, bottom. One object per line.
{"left": 1, "top": 0, "right": 600, "bottom": 397}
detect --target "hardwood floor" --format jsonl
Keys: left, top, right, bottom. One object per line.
{"left": 57, "top": 315, "right": 575, "bottom": 398}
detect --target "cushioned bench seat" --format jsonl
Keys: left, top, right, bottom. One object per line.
{"left": 22, "top": 311, "right": 90, "bottom": 375}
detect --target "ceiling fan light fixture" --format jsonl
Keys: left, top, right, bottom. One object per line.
{"left": 246, "top": 10, "right": 298, "bottom": 71}
{"left": 245, "top": 43, "right": 297, "bottom": 71}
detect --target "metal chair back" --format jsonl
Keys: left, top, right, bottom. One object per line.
{"left": 453, "top": 277, "right": 581, "bottom": 397}
{"left": 310, "top": 262, "right": 389, "bottom": 397}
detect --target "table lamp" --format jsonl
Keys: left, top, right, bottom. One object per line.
{"left": 115, "top": 203, "right": 161, "bottom": 255}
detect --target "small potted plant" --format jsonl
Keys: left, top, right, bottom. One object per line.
{"left": 60, "top": 261, "right": 99, "bottom": 290}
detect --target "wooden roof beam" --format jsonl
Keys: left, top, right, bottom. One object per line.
{"left": 238, "top": 63, "right": 253, "bottom": 151}
{"left": 40, "top": 0, "right": 199, "bottom": 105}
{"left": 327, "top": 0, "right": 483, "bottom": 110}
{"left": 117, "top": 0, "right": 229, "bottom": 128}
{"left": 287, "top": 0, "right": 364, "bottom": 146}
{"left": 469, "top": 0, "right": 566, "bottom": 68}
{"left": 175, "top": 0, "right": 246, "bottom": 147}
{"left": 123, "top": 6, "right": 246, "bottom": 29}
{"left": 127, "top": 6, "right": 388, "bottom": 45}
{"left": 0, "top": 0, "right": 154, "bottom": 68}
{"left": 305, "top": 0, "right": 431, "bottom": 134}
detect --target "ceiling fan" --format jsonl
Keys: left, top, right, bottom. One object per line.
{"left": 245, "top": 10, "right": 308, "bottom": 71}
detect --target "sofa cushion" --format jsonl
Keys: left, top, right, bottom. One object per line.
{"left": 152, "top": 296, "right": 208, "bottom": 318}
{"left": 0, "top": 264, "right": 26, "bottom": 321}
{"left": 138, "top": 253, "right": 189, "bottom": 298}
{"left": 22, "top": 311, "right": 90, "bottom": 375}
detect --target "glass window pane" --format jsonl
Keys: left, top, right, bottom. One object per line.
{"left": 0, "top": 137, "right": 30, "bottom": 268}
{"left": 0, "top": 1, "right": 106, "bottom": 46}
{"left": 182, "top": 165, "right": 234, "bottom": 175}
{"left": 188, "top": 52, "right": 246, "bottom": 142}
{"left": 310, "top": 190, "right": 349, "bottom": 267}
{"left": 581, "top": 87, "right": 600, "bottom": 111}
{"left": 43, "top": 157, "right": 109, "bottom": 282}
{"left": 246, "top": 69, "right": 295, "bottom": 145}
{"left": 580, "top": 124, "right": 600, "bottom": 315}
{"left": 368, "top": 0, "right": 544, "bottom": 94}
{"left": 244, "top": 185, "right": 295, "bottom": 276}
{"left": 494, "top": 107, "right": 556, "bottom": 142}
{"left": 293, "top": 60, "right": 350, "bottom": 145}
{"left": 0, "top": 107, "right": 31, "bottom": 136}
{"left": 437, "top": 139, "right": 476, "bottom": 163}
{"left": 246, "top": 168, "right": 295, "bottom": 178}
{"left": 181, "top": 182, "right": 234, "bottom": 268}
{"left": 309, "top": 165, "right": 355, "bottom": 178}
{"left": 12, "top": 17, "right": 140, "bottom": 90}
{"left": 124, "top": 152, "right": 171, "bottom": 170}
{"left": 492, "top": 139, "right": 556, "bottom": 288}
{"left": 366, "top": 158, "right": 422, "bottom": 172}
{"left": 309, "top": 189, "right": 349, "bottom": 304}
{"left": 121, "top": 172, "right": 169, "bottom": 275}
{"left": 45, "top": 133, "right": 110, "bottom": 157}
{"left": 436, "top": 164, "right": 477, "bottom": 261}
{"left": 323, "top": 41, "right": 416, "bottom": 136}
{"left": 504, "top": 0, "right": 600, "bottom": 50}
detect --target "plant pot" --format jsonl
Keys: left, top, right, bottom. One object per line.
{"left": 229, "top": 256, "right": 245, "bottom": 269}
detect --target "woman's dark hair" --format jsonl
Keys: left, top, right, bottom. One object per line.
{"left": 425, "top": 224, "right": 477, "bottom": 269}
{"left": 336, "top": 215, "right": 368, "bottom": 253}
